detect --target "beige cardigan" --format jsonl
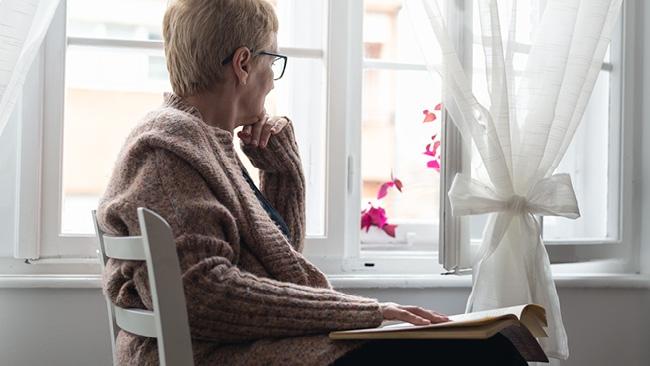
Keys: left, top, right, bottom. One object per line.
{"left": 96, "top": 93, "right": 383, "bottom": 365}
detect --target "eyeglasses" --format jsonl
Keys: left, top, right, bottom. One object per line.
{"left": 221, "top": 48, "right": 288, "bottom": 81}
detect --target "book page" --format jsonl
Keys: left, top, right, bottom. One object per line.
{"left": 330, "top": 320, "right": 519, "bottom": 340}
{"left": 374, "top": 304, "right": 531, "bottom": 332}
{"left": 451, "top": 304, "right": 529, "bottom": 321}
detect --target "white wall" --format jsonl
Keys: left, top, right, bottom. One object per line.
{"left": 0, "top": 288, "right": 112, "bottom": 366}
{"left": 0, "top": 286, "right": 647, "bottom": 366}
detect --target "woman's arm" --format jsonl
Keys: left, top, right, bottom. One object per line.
{"left": 98, "top": 147, "right": 382, "bottom": 343}
{"left": 240, "top": 120, "right": 306, "bottom": 253}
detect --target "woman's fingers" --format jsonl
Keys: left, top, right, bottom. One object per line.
{"left": 239, "top": 113, "right": 291, "bottom": 148}
{"left": 380, "top": 302, "right": 450, "bottom": 326}
{"left": 398, "top": 309, "right": 431, "bottom": 325}
{"left": 240, "top": 116, "right": 290, "bottom": 148}
{"left": 250, "top": 115, "right": 267, "bottom": 146}
{"left": 258, "top": 120, "right": 276, "bottom": 148}
{"left": 271, "top": 117, "right": 289, "bottom": 133}
{"left": 405, "top": 306, "right": 450, "bottom": 323}
{"left": 238, "top": 125, "right": 253, "bottom": 144}
{"left": 259, "top": 117, "right": 290, "bottom": 148}
{"left": 380, "top": 302, "right": 429, "bottom": 325}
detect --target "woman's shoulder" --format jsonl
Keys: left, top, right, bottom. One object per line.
{"left": 133, "top": 105, "right": 209, "bottom": 142}
{"left": 120, "top": 104, "right": 221, "bottom": 159}
{"left": 111, "top": 102, "right": 236, "bottom": 182}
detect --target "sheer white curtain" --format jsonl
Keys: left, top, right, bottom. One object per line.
{"left": 0, "top": 0, "right": 60, "bottom": 134}
{"left": 405, "top": 0, "right": 622, "bottom": 360}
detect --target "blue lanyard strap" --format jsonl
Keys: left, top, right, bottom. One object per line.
{"left": 240, "top": 167, "right": 292, "bottom": 243}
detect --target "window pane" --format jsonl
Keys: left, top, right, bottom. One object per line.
{"left": 274, "top": 0, "right": 325, "bottom": 49}
{"left": 543, "top": 69, "right": 613, "bottom": 240}
{"left": 360, "top": 68, "right": 442, "bottom": 248}
{"left": 67, "top": 0, "right": 325, "bottom": 50}
{"left": 67, "top": 0, "right": 167, "bottom": 41}
{"left": 468, "top": 0, "right": 618, "bottom": 242}
{"left": 363, "top": 0, "right": 431, "bottom": 63}
{"left": 61, "top": 46, "right": 171, "bottom": 234}
{"left": 61, "top": 46, "right": 326, "bottom": 236}
{"left": 361, "top": 0, "right": 444, "bottom": 249}
{"left": 63, "top": 0, "right": 327, "bottom": 236}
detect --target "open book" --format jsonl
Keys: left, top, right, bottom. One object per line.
{"left": 329, "top": 303, "right": 549, "bottom": 362}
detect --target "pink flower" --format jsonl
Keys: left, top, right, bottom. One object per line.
{"left": 360, "top": 202, "right": 398, "bottom": 238}
{"left": 422, "top": 109, "right": 437, "bottom": 123}
{"left": 377, "top": 172, "right": 403, "bottom": 200}
{"left": 382, "top": 224, "right": 397, "bottom": 237}
{"left": 423, "top": 140, "right": 441, "bottom": 157}
{"left": 427, "top": 159, "right": 441, "bottom": 171}
{"left": 361, "top": 204, "right": 387, "bottom": 230}
{"left": 424, "top": 135, "right": 441, "bottom": 172}
{"left": 360, "top": 206, "right": 374, "bottom": 232}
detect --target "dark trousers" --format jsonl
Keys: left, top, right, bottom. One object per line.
{"left": 331, "top": 333, "right": 530, "bottom": 365}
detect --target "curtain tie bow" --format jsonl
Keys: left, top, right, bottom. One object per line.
{"left": 448, "top": 173, "right": 580, "bottom": 220}
{"left": 506, "top": 195, "right": 528, "bottom": 214}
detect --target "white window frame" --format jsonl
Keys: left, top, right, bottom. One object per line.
{"left": 13, "top": 0, "right": 331, "bottom": 266}
{"left": 306, "top": 0, "right": 452, "bottom": 276}
{"left": 8, "top": 0, "right": 641, "bottom": 278}
{"left": 311, "top": 0, "right": 639, "bottom": 277}
{"left": 538, "top": 1, "right": 633, "bottom": 270}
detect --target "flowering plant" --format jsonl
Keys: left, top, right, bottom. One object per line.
{"left": 360, "top": 102, "right": 443, "bottom": 238}
{"left": 360, "top": 203, "right": 397, "bottom": 237}
{"left": 360, "top": 172, "right": 402, "bottom": 237}
{"left": 422, "top": 102, "right": 443, "bottom": 172}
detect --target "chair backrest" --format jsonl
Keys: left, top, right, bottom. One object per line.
{"left": 92, "top": 208, "right": 194, "bottom": 366}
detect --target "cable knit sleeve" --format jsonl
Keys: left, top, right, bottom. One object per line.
{"left": 240, "top": 119, "right": 306, "bottom": 253}
{"left": 97, "top": 146, "right": 383, "bottom": 344}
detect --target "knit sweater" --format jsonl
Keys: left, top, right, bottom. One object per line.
{"left": 96, "top": 92, "right": 384, "bottom": 366}
{"left": 240, "top": 165, "right": 291, "bottom": 242}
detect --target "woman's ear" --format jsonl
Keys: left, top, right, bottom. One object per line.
{"left": 232, "top": 47, "right": 251, "bottom": 86}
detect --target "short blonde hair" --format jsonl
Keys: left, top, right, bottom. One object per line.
{"left": 163, "top": 0, "right": 279, "bottom": 97}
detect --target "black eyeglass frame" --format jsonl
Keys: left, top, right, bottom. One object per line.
{"left": 221, "top": 49, "right": 288, "bottom": 80}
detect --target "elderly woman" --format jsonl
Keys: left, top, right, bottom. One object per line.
{"left": 97, "top": 0, "right": 528, "bottom": 365}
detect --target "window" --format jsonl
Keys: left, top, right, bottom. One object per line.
{"left": 10, "top": 0, "right": 634, "bottom": 277}
{"left": 360, "top": 0, "right": 442, "bottom": 252}
{"left": 30, "top": 0, "right": 328, "bottom": 259}
{"left": 454, "top": 0, "right": 629, "bottom": 273}
{"left": 467, "top": 1, "right": 621, "bottom": 247}
{"left": 349, "top": 0, "right": 630, "bottom": 274}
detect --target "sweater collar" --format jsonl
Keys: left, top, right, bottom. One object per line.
{"left": 163, "top": 92, "right": 203, "bottom": 119}
{"left": 163, "top": 92, "right": 234, "bottom": 140}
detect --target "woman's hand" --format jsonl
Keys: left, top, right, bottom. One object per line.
{"left": 379, "top": 302, "right": 450, "bottom": 326}
{"left": 238, "top": 111, "right": 290, "bottom": 149}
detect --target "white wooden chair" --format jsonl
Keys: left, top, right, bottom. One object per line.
{"left": 92, "top": 208, "right": 194, "bottom": 366}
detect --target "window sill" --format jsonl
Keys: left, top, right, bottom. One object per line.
{"left": 0, "top": 254, "right": 645, "bottom": 289}
{"left": 1, "top": 273, "right": 649, "bottom": 290}
{"left": 0, "top": 274, "right": 101, "bottom": 288}
{"left": 329, "top": 273, "right": 650, "bottom": 289}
